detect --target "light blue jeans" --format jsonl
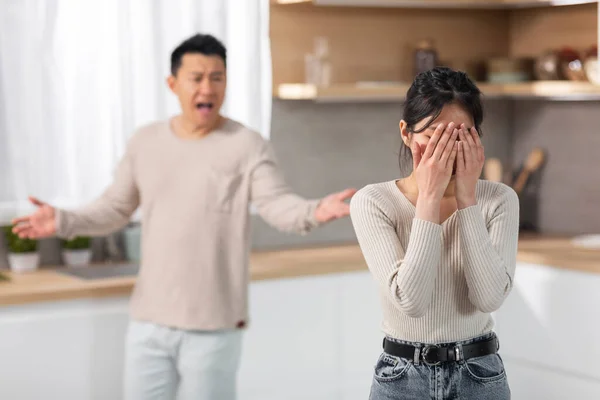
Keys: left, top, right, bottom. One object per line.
{"left": 370, "top": 332, "right": 510, "bottom": 400}
{"left": 124, "top": 320, "right": 243, "bottom": 400}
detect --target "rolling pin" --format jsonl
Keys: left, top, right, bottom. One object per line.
{"left": 512, "top": 148, "right": 545, "bottom": 195}
{"left": 483, "top": 158, "right": 503, "bottom": 183}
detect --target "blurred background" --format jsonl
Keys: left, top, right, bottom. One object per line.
{"left": 1, "top": 0, "right": 600, "bottom": 399}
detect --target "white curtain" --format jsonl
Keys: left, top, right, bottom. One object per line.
{"left": 0, "top": 0, "right": 272, "bottom": 222}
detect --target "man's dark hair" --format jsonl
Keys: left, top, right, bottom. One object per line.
{"left": 170, "top": 33, "right": 227, "bottom": 76}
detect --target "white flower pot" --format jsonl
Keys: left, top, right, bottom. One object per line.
{"left": 8, "top": 252, "right": 40, "bottom": 273}
{"left": 62, "top": 249, "right": 92, "bottom": 267}
{"left": 123, "top": 226, "right": 141, "bottom": 262}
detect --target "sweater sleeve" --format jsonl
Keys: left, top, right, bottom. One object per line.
{"left": 249, "top": 139, "right": 321, "bottom": 235}
{"left": 457, "top": 184, "right": 520, "bottom": 313}
{"left": 55, "top": 139, "right": 140, "bottom": 239}
{"left": 350, "top": 188, "right": 442, "bottom": 318}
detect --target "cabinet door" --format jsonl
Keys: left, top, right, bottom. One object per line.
{"left": 503, "top": 359, "right": 600, "bottom": 400}
{"left": 238, "top": 270, "right": 384, "bottom": 400}
{"left": 239, "top": 274, "right": 340, "bottom": 400}
{"left": 493, "top": 262, "right": 600, "bottom": 398}
{"left": 0, "top": 297, "right": 129, "bottom": 400}
{"left": 338, "top": 271, "right": 383, "bottom": 400}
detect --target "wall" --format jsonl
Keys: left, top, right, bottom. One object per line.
{"left": 511, "top": 100, "right": 600, "bottom": 235}
{"left": 251, "top": 97, "right": 600, "bottom": 248}
{"left": 0, "top": 98, "right": 514, "bottom": 266}
{"left": 250, "top": 98, "right": 514, "bottom": 249}
{"left": 509, "top": 3, "right": 597, "bottom": 58}
{"left": 270, "top": 3, "right": 509, "bottom": 86}
{"left": 270, "top": 2, "right": 599, "bottom": 88}
{"left": 1, "top": 98, "right": 596, "bottom": 267}
{"left": 261, "top": 1, "right": 600, "bottom": 243}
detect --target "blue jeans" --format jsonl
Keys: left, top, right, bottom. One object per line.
{"left": 370, "top": 332, "right": 510, "bottom": 400}
{"left": 124, "top": 320, "right": 243, "bottom": 400}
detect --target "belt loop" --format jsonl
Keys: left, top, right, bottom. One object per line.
{"left": 413, "top": 347, "right": 421, "bottom": 366}
{"left": 454, "top": 344, "right": 463, "bottom": 362}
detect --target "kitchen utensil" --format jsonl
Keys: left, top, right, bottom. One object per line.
{"left": 484, "top": 158, "right": 503, "bottom": 182}
{"left": 512, "top": 148, "right": 545, "bottom": 194}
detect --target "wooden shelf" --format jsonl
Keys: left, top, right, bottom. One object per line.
{"left": 274, "top": 0, "right": 597, "bottom": 9}
{"left": 276, "top": 81, "right": 600, "bottom": 101}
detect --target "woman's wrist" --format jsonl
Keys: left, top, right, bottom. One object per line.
{"left": 457, "top": 196, "right": 477, "bottom": 209}
{"left": 415, "top": 196, "right": 441, "bottom": 224}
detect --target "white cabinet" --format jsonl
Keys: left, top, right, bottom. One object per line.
{"left": 337, "top": 271, "right": 384, "bottom": 400}
{"left": 0, "top": 297, "right": 130, "bottom": 400}
{"left": 493, "top": 262, "right": 600, "bottom": 400}
{"left": 0, "top": 262, "right": 598, "bottom": 400}
{"left": 0, "top": 272, "right": 382, "bottom": 400}
{"left": 238, "top": 271, "right": 383, "bottom": 400}
{"left": 238, "top": 274, "right": 340, "bottom": 400}
{"left": 240, "top": 263, "right": 600, "bottom": 400}
{"left": 503, "top": 359, "right": 600, "bottom": 400}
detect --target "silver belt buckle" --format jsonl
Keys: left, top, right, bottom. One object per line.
{"left": 421, "top": 344, "right": 442, "bottom": 366}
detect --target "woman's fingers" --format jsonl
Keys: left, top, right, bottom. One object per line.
{"left": 459, "top": 127, "right": 473, "bottom": 165}
{"left": 461, "top": 124, "right": 476, "bottom": 149}
{"left": 448, "top": 142, "right": 459, "bottom": 170}
{"left": 439, "top": 128, "right": 459, "bottom": 165}
{"left": 432, "top": 122, "right": 456, "bottom": 160}
{"left": 422, "top": 123, "right": 446, "bottom": 160}
{"left": 468, "top": 125, "right": 485, "bottom": 163}
{"left": 457, "top": 141, "right": 465, "bottom": 171}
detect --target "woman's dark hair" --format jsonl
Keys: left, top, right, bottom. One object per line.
{"left": 399, "top": 66, "right": 483, "bottom": 176}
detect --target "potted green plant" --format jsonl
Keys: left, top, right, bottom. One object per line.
{"left": 3, "top": 225, "right": 39, "bottom": 273}
{"left": 62, "top": 236, "right": 92, "bottom": 267}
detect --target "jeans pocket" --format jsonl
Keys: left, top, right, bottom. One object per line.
{"left": 463, "top": 353, "right": 506, "bottom": 383}
{"left": 373, "top": 352, "right": 412, "bottom": 383}
{"left": 126, "top": 320, "right": 160, "bottom": 347}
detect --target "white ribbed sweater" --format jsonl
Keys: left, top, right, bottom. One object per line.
{"left": 350, "top": 179, "right": 519, "bottom": 344}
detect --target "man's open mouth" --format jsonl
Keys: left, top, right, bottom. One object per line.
{"left": 196, "top": 102, "right": 214, "bottom": 110}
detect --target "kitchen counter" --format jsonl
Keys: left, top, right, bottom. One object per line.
{"left": 0, "top": 236, "right": 598, "bottom": 307}
{"left": 516, "top": 235, "right": 600, "bottom": 274}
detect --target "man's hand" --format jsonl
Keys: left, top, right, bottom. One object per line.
{"left": 314, "top": 188, "right": 357, "bottom": 223}
{"left": 11, "top": 196, "right": 57, "bottom": 239}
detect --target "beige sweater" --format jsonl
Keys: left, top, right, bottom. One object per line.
{"left": 56, "top": 118, "right": 320, "bottom": 330}
{"left": 349, "top": 179, "right": 519, "bottom": 343}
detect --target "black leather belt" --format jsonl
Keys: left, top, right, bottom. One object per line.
{"left": 383, "top": 336, "right": 499, "bottom": 366}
